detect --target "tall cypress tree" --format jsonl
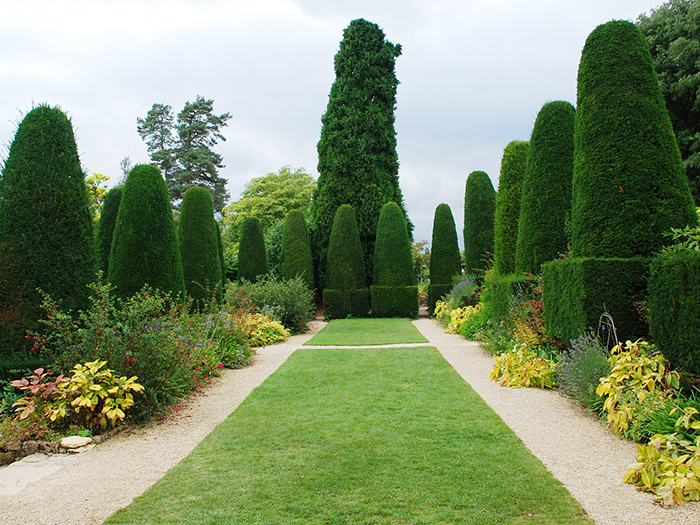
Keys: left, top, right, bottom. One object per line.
{"left": 429, "top": 203, "right": 461, "bottom": 313}
{"left": 280, "top": 210, "right": 314, "bottom": 289}
{"left": 109, "top": 164, "right": 185, "bottom": 300}
{"left": 178, "top": 187, "right": 222, "bottom": 309}
{"left": 312, "top": 18, "right": 410, "bottom": 287}
{"left": 493, "top": 141, "right": 529, "bottom": 276}
{"left": 0, "top": 104, "right": 96, "bottom": 354}
{"left": 572, "top": 20, "right": 696, "bottom": 258}
{"left": 463, "top": 171, "right": 496, "bottom": 274}
{"left": 515, "top": 101, "right": 575, "bottom": 274}
{"left": 95, "top": 186, "right": 123, "bottom": 276}
{"left": 237, "top": 217, "right": 268, "bottom": 283}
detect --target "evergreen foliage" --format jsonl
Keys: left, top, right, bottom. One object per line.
{"left": 280, "top": 210, "right": 314, "bottom": 290}
{"left": 463, "top": 171, "right": 496, "bottom": 274}
{"left": 215, "top": 221, "right": 226, "bottom": 291}
{"left": 429, "top": 204, "right": 461, "bottom": 312}
{"left": 0, "top": 104, "right": 97, "bottom": 355}
{"left": 493, "top": 141, "right": 529, "bottom": 276}
{"left": 95, "top": 186, "right": 123, "bottom": 276}
{"left": 515, "top": 101, "right": 575, "bottom": 274}
{"left": 572, "top": 20, "right": 697, "bottom": 258}
{"left": 108, "top": 164, "right": 185, "bottom": 300}
{"left": 312, "top": 18, "right": 410, "bottom": 287}
{"left": 237, "top": 217, "right": 268, "bottom": 283}
{"left": 178, "top": 187, "right": 223, "bottom": 309}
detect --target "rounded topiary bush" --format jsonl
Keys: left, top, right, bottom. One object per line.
{"left": 109, "top": 164, "right": 185, "bottom": 300}
{"left": 0, "top": 104, "right": 96, "bottom": 355}
{"left": 463, "top": 170, "right": 496, "bottom": 274}
{"left": 493, "top": 141, "right": 529, "bottom": 276}
{"left": 95, "top": 186, "right": 123, "bottom": 276}
{"left": 572, "top": 20, "right": 697, "bottom": 258}
{"left": 515, "top": 100, "right": 575, "bottom": 274}
{"left": 237, "top": 217, "right": 268, "bottom": 283}
{"left": 429, "top": 203, "right": 461, "bottom": 313}
{"left": 280, "top": 210, "right": 314, "bottom": 290}
{"left": 178, "top": 187, "right": 222, "bottom": 309}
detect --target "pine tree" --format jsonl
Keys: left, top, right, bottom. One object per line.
{"left": 280, "top": 210, "right": 314, "bottom": 290}
{"left": 515, "top": 101, "right": 575, "bottom": 274}
{"left": 493, "top": 141, "right": 529, "bottom": 276}
{"left": 0, "top": 104, "right": 97, "bottom": 354}
{"left": 178, "top": 187, "right": 222, "bottom": 309}
{"left": 429, "top": 203, "right": 461, "bottom": 313}
{"left": 237, "top": 217, "right": 268, "bottom": 283}
{"left": 109, "top": 164, "right": 185, "bottom": 300}
{"left": 95, "top": 186, "right": 123, "bottom": 276}
{"left": 572, "top": 20, "right": 696, "bottom": 258}
{"left": 312, "top": 18, "right": 410, "bottom": 287}
{"left": 463, "top": 171, "right": 496, "bottom": 274}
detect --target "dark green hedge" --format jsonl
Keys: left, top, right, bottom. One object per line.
{"left": 542, "top": 257, "right": 649, "bottom": 344}
{"left": 237, "top": 217, "right": 269, "bottom": 283}
{"left": 429, "top": 203, "right": 461, "bottom": 313}
{"left": 428, "top": 283, "right": 454, "bottom": 313}
{"left": 463, "top": 171, "right": 496, "bottom": 274}
{"left": 373, "top": 202, "right": 415, "bottom": 286}
{"left": 493, "top": 141, "right": 529, "bottom": 276}
{"left": 280, "top": 210, "right": 314, "bottom": 289}
{"left": 370, "top": 286, "right": 419, "bottom": 318}
{"left": 109, "top": 164, "right": 185, "bottom": 300}
{"left": 178, "top": 187, "right": 222, "bottom": 309}
{"left": 483, "top": 272, "right": 534, "bottom": 328}
{"left": 572, "top": 20, "right": 697, "bottom": 258}
{"left": 515, "top": 101, "right": 575, "bottom": 274}
{"left": 0, "top": 104, "right": 97, "bottom": 356}
{"left": 326, "top": 205, "right": 365, "bottom": 290}
{"left": 96, "top": 186, "right": 122, "bottom": 276}
{"left": 322, "top": 288, "right": 370, "bottom": 320}
{"left": 649, "top": 250, "right": 700, "bottom": 375}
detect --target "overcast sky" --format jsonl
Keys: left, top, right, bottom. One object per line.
{"left": 0, "top": 0, "right": 661, "bottom": 246}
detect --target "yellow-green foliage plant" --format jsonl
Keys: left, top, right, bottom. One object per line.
{"left": 234, "top": 313, "right": 289, "bottom": 347}
{"left": 490, "top": 343, "right": 556, "bottom": 389}
{"left": 596, "top": 340, "right": 680, "bottom": 435}
{"left": 445, "top": 303, "right": 483, "bottom": 334}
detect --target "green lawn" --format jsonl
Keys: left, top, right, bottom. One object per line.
{"left": 105, "top": 347, "right": 592, "bottom": 525}
{"left": 304, "top": 318, "right": 428, "bottom": 346}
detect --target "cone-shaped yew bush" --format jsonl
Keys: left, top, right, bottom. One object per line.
{"left": 429, "top": 203, "right": 461, "bottom": 313}
{"left": 237, "top": 217, "right": 269, "bottom": 283}
{"left": 463, "top": 171, "right": 496, "bottom": 274}
{"left": 95, "top": 186, "right": 122, "bottom": 276}
{"left": 280, "top": 210, "right": 314, "bottom": 290}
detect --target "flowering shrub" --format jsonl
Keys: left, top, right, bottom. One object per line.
{"left": 508, "top": 276, "right": 547, "bottom": 348}
{"left": 490, "top": 343, "right": 556, "bottom": 389}
{"left": 557, "top": 332, "right": 610, "bottom": 412}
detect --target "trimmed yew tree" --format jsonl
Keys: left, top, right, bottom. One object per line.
{"left": 0, "top": 104, "right": 96, "bottom": 355}
{"left": 280, "top": 210, "right": 314, "bottom": 290}
{"left": 493, "top": 141, "right": 529, "bottom": 276}
{"left": 429, "top": 204, "right": 461, "bottom": 314}
{"left": 544, "top": 20, "right": 697, "bottom": 343}
{"left": 95, "top": 186, "right": 123, "bottom": 276}
{"left": 463, "top": 171, "right": 496, "bottom": 274}
{"left": 109, "top": 164, "right": 185, "bottom": 300}
{"left": 237, "top": 217, "right": 268, "bottom": 283}
{"left": 371, "top": 202, "right": 418, "bottom": 317}
{"left": 323, "top": 204, "right": 369, "bottom": 319}
{"left": 515, "top": 101, "right": 575, "bottom": 275}
{"left": 178, "top": 187, "right": 222, "bottom": 309}
{"left": 312, "top": 18, "right": 410, "bottom": 287}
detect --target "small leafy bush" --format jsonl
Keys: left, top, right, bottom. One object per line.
{"left": 236, "top": 313, "right": 289, "bottom": 347}
{"left": 557, "top": 332, "right": 611, "bottom": 413}
{"left": 490, "top": 343, "right": 556, "bottom": 389}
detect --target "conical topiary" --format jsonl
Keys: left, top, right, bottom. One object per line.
{"left": 95, "top": 186, "right": 123, "bottom": 276}
{"left": 429, "top": 203, "right": 461, "bottom": 313}
{"left": 178, "top": 187, "right": 223, "bottom": 309}
{"left": 280, "top": 210, "right": 314, "bottom": 290}
{"left": 371, "top": 202, "right": 418, "bottom": 317}
{"left": 515, "top": 100, "right": 575, "bottom": 274}
{"left": 493, "top": 141, "right": 529, "bottom": 276}
{"left": 215, "top": 221, "right": 226, "bottom": 291}
{"left": 109, "top": 164, "right": 185, "bottom": 300}
{"left": 0, "top": 104, "right": 96, "bottom": 356}
{"left": 237, "top": 217, "right": 268, "bottom": 283}
{"left": 324, "top": 204, "right": 369, "bottom": 318}
{"left": 572, "top": 20, "right": 696, "bottom": 258}
{"left": 463, "top": 170, "right": 496, "bottom": 274}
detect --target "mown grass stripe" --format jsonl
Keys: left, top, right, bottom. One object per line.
{"left": 304, "top": 318, "right": 428, "bottom": 346}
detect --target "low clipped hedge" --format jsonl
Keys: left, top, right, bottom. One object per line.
{"left": 542, "top": 257, "right": 649, "bottom": 344}
{"left": 483, "top": 273, "right": 534, "bottom": 328}
{"left": 323, "top": 289, "right": 370, "bottom": 320}
{"left": 370, "top": 286, "right": 419, "bottom": 318}
{"left": 649, "top": 250, "right": 700, "bottom": 375}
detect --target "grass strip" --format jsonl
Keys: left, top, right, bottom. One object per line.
{"left": 304, "top": 318, "right": 428, "bottom": 346}
{"left": 105, "top": 347, "right": 592, "bottom": 525}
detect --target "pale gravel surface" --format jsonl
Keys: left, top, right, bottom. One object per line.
{"left": 0, "top": 316, "right": 698, "bottom": 525}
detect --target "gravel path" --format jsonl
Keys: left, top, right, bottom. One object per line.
{"left": 0, "top": 317, "right": 698, "bottom": 524}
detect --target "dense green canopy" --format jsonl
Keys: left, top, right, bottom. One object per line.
{"left": 463, "top": 171, "right": 496, "bottom": 274}
{"left": 237, "top": 217, "right": 269, "bottom": 283}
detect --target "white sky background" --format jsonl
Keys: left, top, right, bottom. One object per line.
{"left": 0, "top": 0, "right": 661, "bottom": 246}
